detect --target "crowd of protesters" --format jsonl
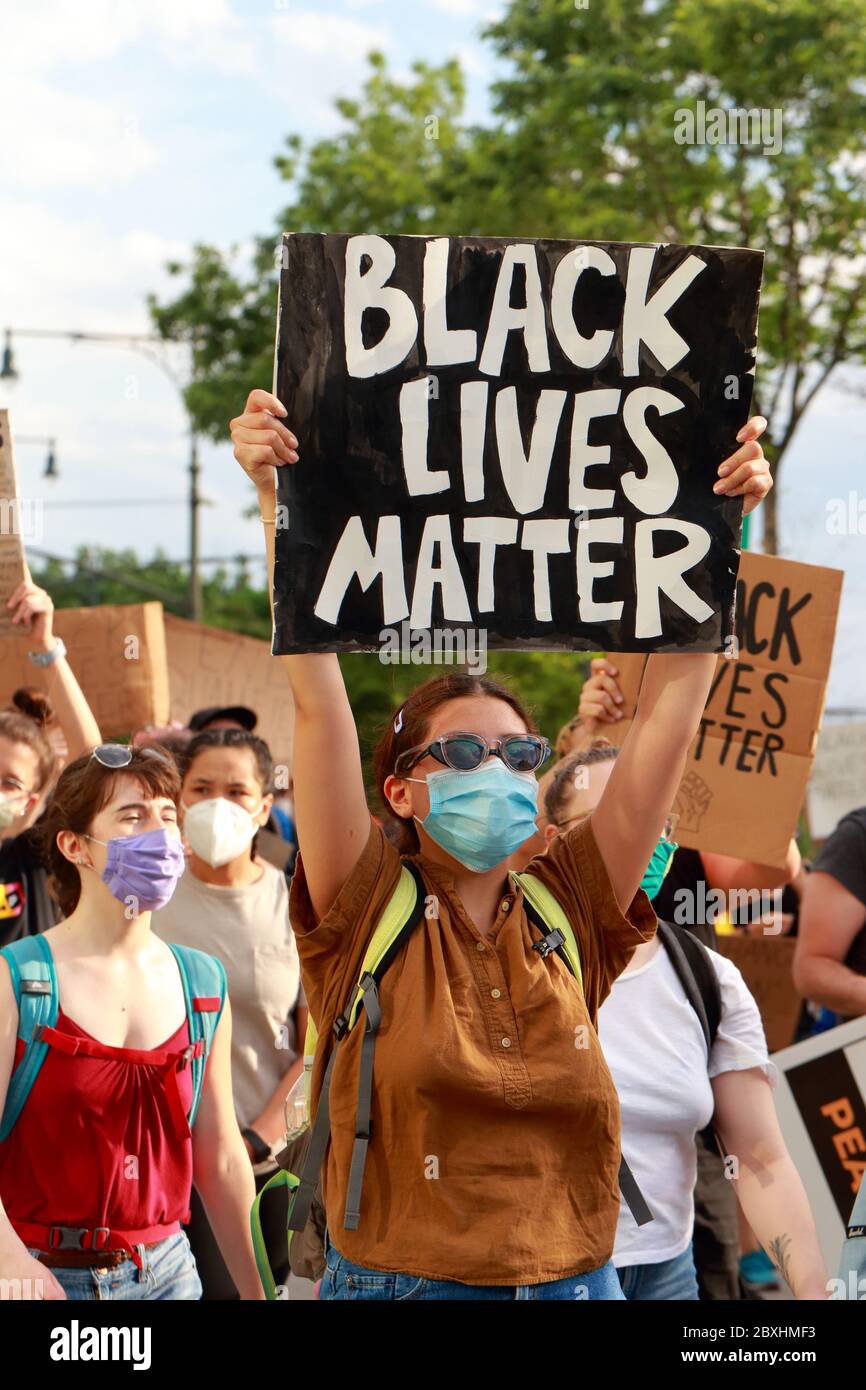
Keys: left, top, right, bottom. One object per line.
{"left": 0, "top": 390, "right": 863, "bottom": 1302}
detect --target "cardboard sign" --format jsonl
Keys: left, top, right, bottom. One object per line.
{"left": 773, "top": 1018, "right": 866, "bottom": 1273}
{"left": 273, "top": 233, "right": 763, "bottom": 655}
{"left": 608, "top": 551, "right": 843, "bottom": 866}
{"left": 0, "top": 411, "right": 28, "bottom": 637}
{"left": 0, "top": 602, "right": 169, "bottom": 736}
{"left": 715, "top": 935, "right": 800, "bottom": 1054}
{"left": 808, "top": 721, "right": 866, "bottom": 841}
{"left": 164, "top": 615, "right": 295, "bottom": 768}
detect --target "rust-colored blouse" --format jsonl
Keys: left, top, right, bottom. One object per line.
{"left": 289, "top": 816, "right": 656, "bottom": 1286}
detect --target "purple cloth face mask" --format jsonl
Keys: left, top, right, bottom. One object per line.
{"left": 86, "top": 827, "right": 186, "bottom": 913}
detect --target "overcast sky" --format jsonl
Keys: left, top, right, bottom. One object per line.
{"left": 0, "top": 0, "right": 863, "bottom": 708}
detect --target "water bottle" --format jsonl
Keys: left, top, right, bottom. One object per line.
{"left": 283, "top": 1068, "right": 310, "bottom": 1143}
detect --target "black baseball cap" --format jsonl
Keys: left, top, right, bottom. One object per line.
{"left": 189, "top": 705, "right": 258, "bottom": 733}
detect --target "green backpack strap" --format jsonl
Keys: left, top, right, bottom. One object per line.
{"left": 284, "top": 860, "right": 427, "bottom": 1248}
{"left": 0, "top": 935, "right": 59, "bottom": 1143}
{"left": 511, "top": 870, "right": 654, "bottom": 1229}
{"left": 251, "top": 1167, "right": 299, "bottom": 1300}
{"left": 512, "top": 870, "right": 584, "bottom": 994}
{"left": 168, "top": 944, "right": 227, "bottom": 1127}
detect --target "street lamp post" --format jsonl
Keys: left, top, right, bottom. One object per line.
{"left": 16, "top": 435, "right": 58, "bottom": 479}
{"left": 1, "top": 326, "right": 204, "bottom": 621}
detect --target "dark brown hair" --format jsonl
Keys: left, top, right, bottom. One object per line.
{"left": 544, "top": 744, "right": 619, "bottom": 826}
{"left": 181, "top": 728, "right": 274, "bottom": 793}
{"left": 38, "top": 749, "right": 182, "bottom": 917}
{"left": 373, "top": 672, "right": 538, "bottom": 854}
{"left": 0, "top": 688, "right": 58, "bottom": 793}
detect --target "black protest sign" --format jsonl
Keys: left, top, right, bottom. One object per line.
{"left": 786, "top": 1048, "right": 866, "bottom": 1222}
{"left": 272, "top": 233, "right": 763, "bottom": 654}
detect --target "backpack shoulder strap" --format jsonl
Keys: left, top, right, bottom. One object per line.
{"left": 511, "top": 870, "right": 584, "bottom": 996}
{"left": 0, "top": 934, "right": 59, "bottom": 1142}
{"left": 342, "top": 859, "right": 428, "bottom": 1034}
{"left": 512, "top": 871, "right": 653, "bottom": 1228}
{"left": 168, "top": 943, "right": 228, "bottom": 1128}
{"left": 287, "top": 859, "right": 426, "bottom": 1241}
{"left": 657, "top": 920, "right": 722, "bottom": 1054}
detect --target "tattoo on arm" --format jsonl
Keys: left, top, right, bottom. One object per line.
{"left": 767, "top": 1233, "right": 793, "bottom": 1289}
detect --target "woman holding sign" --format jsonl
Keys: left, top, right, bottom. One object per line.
{"left": 231, "top": 387, "right": 772, "bottom": 1301}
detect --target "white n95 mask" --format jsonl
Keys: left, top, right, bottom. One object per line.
{"left": 182, "top": 797, "right": 262, "bottom": 867}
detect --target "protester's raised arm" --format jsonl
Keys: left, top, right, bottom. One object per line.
{"left": 231, "top": 390, "right": 370, "bottom": 921}
{"left": 6, "top": 576, "right": 101, "bottom": 759}
{"left": 591, "top": 652, "right": 716, "bottom": 911}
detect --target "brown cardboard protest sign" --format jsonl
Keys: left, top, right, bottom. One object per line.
{"left": 607, "top": 551, "right": 843, "bottom": 866}
{"left": 0, "top": 602, "right": 170, "bottom": 736}
{"left": 715, "top": 935, "right": 800, "bottom": 1053}
{"left": 0, "top": 411, "right": 29, "bottom": 637}
{"left": 164, "top": 615, "right": 294, "bottom": 768}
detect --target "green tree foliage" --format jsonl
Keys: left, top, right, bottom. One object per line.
{"left": 32, "top": 549, "right": 272, "bottom": 639}
{"left": 150, "top": 0, "right": 866, "bottom": 555}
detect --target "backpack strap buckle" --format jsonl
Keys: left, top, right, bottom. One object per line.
{"left": 49, "top": 1225, "right": 110, "bottom": 1252}
{"left": 532, "top": 928, "right": 566, "bottom": 960}
{"left": 332, "top": 1014, "right": 348, "bottom": 1041}
{"left": 20, "top": 979, "right": 52, "bottom": 995}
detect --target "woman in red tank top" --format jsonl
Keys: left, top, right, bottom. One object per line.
{"left": 0, "top": 747, "right": 265, "bottom": 1300}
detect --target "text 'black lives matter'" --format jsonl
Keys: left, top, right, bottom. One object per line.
{"left": 272, "top": 233, "right": 764, "bottom": 654}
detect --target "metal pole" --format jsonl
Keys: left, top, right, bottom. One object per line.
{"left": 189, "top": 429, "right": 203, "bottom": 621}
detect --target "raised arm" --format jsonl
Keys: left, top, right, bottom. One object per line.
{"left": 591, "top": 652, "right": 717, "bottom": 910}
{"left": 590, "top": 415, "right": 772, "bottom": 912}
{"left": 230, "top": 389, "right": 371, "bottom": 922}
{"left": 6, "top": 576, "right": 101, "bottom": 760}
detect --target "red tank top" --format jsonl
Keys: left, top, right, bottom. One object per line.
{"left": 0, "top": 1006, "right": 195, "bottom": 1237}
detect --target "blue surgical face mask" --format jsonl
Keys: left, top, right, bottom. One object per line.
{"left": 406, "top": 758, "right": 539, "bottom": 873}
{"left": 641, "top": 836, "right": 678, "bottom": 901}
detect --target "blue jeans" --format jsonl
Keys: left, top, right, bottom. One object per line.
{"left": 321, "top": 1235, "right": 625, "bottom": 1301}
{"left": 616, "top": 1246, "right": 700, "bottom": 1301}
{"left": 27, "top": 1230, "right": 203, "bottom": 1301}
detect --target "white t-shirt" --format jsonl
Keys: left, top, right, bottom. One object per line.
{"left": 153, "top": 859, "right": 302, "bottom": 1132}
{"left": 598, "top": 938, "right": 777, "bottom": 1268}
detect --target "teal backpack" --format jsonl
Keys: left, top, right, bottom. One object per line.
{"left": 250, "top": 860, "right": 653, "bottom": 1298}
{"left": 0, "top": 934, "right": 227, "bottom": 1142}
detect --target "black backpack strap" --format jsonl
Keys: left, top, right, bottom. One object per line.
{"left": 288, "top": 859, "right": 428, "bottom": 1236}
{"left": 525, "top": 894, "right": 654, "bottom": 1227}
{"left": 656, "top": 919, "right": 722, "bottom": 1054}
{"left": 657, "top": 919, "right": 723, "bottom": 1153}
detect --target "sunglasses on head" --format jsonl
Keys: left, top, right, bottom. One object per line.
{"left": 91, "top": 744, "right": 172, "bottom": 770}
{"left": 394, "top": 732, "right": 551, "bottom": 777}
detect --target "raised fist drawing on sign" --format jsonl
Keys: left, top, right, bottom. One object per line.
{"left": 674, "top": 771, "right": 713, "bottom": 834}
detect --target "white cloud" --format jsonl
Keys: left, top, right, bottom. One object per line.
{"left": 0, "top": 200, "right": 186, "bottom": 331}
{"left": 0, "top": 76, "right": 157, "bottom": 188}
{"left": 271, "top": 8, "right": 391, "bottom": 60}
{"left": 267, "top": 9, "right": 393, "bottom": 125}
{"left": 0, "top": 0, "right": 257, "bottom": 77}
{"left": 426, "top": 0, "right": 488, "bottom": 15}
